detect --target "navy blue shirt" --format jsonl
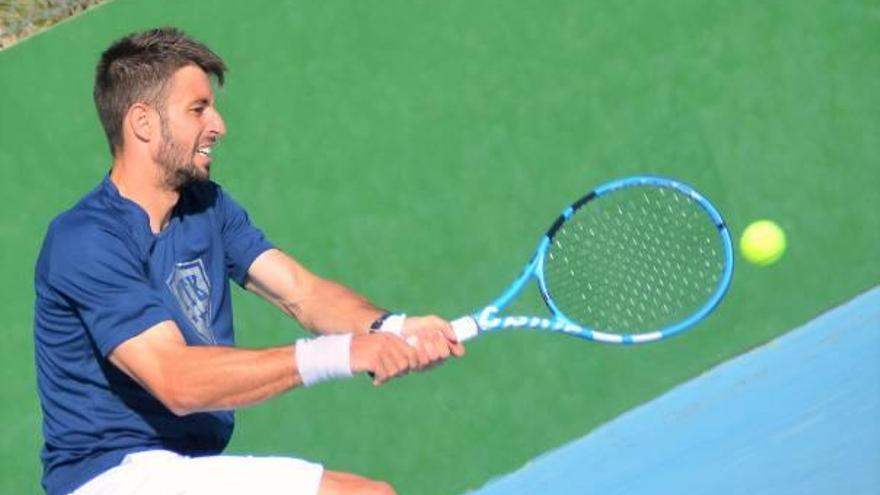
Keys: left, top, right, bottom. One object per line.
{"left": 34, "top": 176, "right": 273, "bottom": 495}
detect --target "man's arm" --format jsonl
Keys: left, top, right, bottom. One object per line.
{"left": 244, "top": 249, "right": 465, "bottom": 364}
{"left": 108, "top": 319, "right": 421, "bottom": 416}
{"left": 244, "top": 249, "right": 383, "bottom": 335}
{"left": 106, "top": 248, "right": 462, "bottom": 416}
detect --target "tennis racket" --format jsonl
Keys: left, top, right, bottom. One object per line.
{"left": 449, "top": 176, "right": 734, "bottom": 345}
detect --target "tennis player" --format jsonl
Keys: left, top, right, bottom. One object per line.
{"left": 34, "top": 27, "right": 464, "bottom": 495}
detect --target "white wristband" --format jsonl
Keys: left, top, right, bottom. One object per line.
{"left": 295, "top": 334, "right": 353, "bottom": 387}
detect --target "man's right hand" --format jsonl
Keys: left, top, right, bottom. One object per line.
{"left": 350, "top": 332, "right": 420, "bottom": 385}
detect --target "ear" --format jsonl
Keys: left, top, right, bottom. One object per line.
{"left": 126, "top": 102, "right": 157, "bottom": 143}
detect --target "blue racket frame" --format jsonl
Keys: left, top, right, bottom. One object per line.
{"left": 463, "top": 176, "right": 734, "bottom": 345}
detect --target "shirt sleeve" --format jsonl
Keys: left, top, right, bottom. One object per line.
{"left": 46, "top": 221, "right": 174, "bottom": 357}
{"left": 216, "top": 187, "right": 274, "bottom": 286}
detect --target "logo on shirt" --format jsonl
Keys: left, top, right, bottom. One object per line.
{"left": 166, "top": 259, "right": 215, "bottom": 344}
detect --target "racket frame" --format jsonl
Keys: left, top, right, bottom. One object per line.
{"left": 453, "top": 176, "right": 734, "bottom": 345}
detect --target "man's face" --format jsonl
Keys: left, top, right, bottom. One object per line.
{"left": 153, "top": 65, "right": 226, "bottom": 190}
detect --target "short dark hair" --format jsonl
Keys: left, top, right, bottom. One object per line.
{"left": 93, "top": 27, "right": 226, "bottom": 155}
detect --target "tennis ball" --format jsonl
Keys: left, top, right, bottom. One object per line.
{"left": 740, "top": 220, "right": 786, "bottom": 266}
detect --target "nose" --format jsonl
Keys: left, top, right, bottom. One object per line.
{"left": 208, "top": 106, "right": 227, "bottom": 139}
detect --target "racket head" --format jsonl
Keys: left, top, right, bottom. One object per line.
{"left": 533, "top": 176, "right": 733, "bottom": 344}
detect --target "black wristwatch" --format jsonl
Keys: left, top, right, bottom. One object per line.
{"left": 369, "top": 312, "right": 393, "bottom": 332}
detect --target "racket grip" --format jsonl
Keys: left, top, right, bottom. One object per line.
{"left": 450, "top": 316, "right": 480, "bottom": 342}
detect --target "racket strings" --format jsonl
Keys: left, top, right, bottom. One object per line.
{"left": 544, "top": 186, "right": 725, "bottom": 334}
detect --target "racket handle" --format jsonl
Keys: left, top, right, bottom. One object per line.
{"left": 450, "top": 316, "right": 480, "bottom": 342}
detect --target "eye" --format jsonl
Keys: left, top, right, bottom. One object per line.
{"left": 191, "top": 106, "right": 206, "bottom": 115}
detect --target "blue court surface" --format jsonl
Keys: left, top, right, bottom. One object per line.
{"left": 466, "top": 287, "right": 880, "bottom": 495}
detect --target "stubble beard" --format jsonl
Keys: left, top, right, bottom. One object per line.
{"left": 155, "top": 117, "right": 208, "bottom": 191}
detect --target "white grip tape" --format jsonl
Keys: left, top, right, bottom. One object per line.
{"left": 378, "top": 313, "right": 406, "bottom": 336}
{"left": 375, "top": 313, "right": 418, "bottom": 346}
{"left": 450, "top": 316, "right": 480, "bottom": 342}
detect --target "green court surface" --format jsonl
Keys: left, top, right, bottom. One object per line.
{"left": 1, "top": 1, "right": 878, "bottom": 493}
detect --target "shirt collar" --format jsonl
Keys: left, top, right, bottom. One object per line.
{"left": 99, "top": 174, "right": 159, "bottom": 247}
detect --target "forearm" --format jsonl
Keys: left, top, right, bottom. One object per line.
{"left": 293, "top": 278, "right": 384, "bottom": 335}
{"left": 245, "top": 249, "right": 384, "bottom": 335}
{"left": 115, "top": 318, "right": 452, "bottom": 416}
{"left": 162, "top": 331, "right": 420, "bottom": 411}
{"left": 156, "top": 344, "right": 299, "bottom": 415}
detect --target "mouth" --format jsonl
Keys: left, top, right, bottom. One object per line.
{"left": 196, "top": 146, "right": 213, "bottom": 158}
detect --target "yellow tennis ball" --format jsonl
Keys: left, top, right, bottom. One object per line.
{"left": 740, "top": 220, "right": 786, "bottom": 266}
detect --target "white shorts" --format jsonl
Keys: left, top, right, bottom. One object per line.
{"left": 70, "top": 450, "right": 324, "bottom": 495}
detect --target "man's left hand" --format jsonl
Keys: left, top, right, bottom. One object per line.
{"left": 400, "top": 315, "right": 466, "bottom": 370}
